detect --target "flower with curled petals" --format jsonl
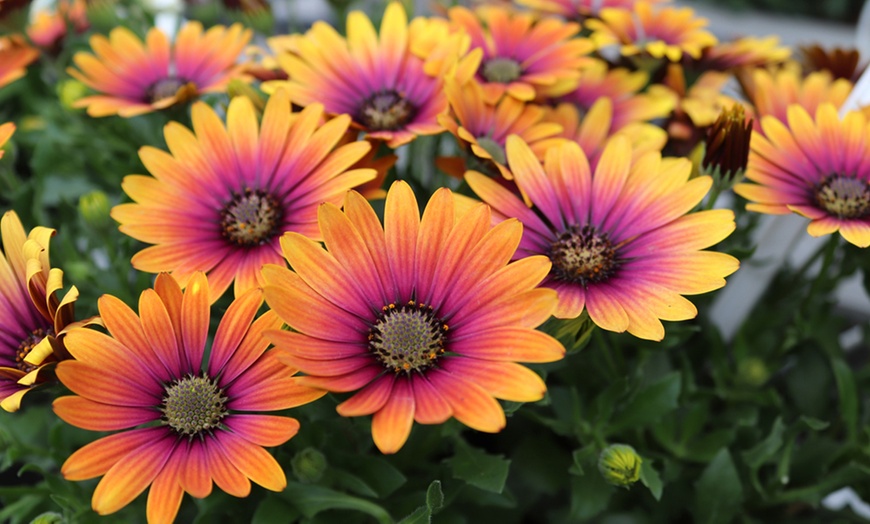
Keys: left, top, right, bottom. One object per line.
{"left": 263, "top": 2, "right": 447, "bottom": 148}
{"left": 261, "top": 181, "right": 564, "bottom": 454}
{"left": 111, "top": 90, "right": 376, "bottom": 303}
{"left": 0, "top": 210, "right": 95, "bottom": 412}
{"left": 466, "top": 136, "right": 739, "bottom": 341}
{"left": 54, "top": 272, "right": 325, "bottom": 524}
{"left": 69, "top": 22, "right": 251, "bottom": 117}
{"left": 735, "top": 104, "right": 870, "bottom": 248}
{"left": 450, "top": 4, "right": 595, "bottom": 103}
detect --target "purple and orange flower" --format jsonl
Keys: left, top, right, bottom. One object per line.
{"left": 69, "top": 22, "right": 251, "bottom": 117}
{"left": 516, "top": 0, "right": 671, "bottom": 19}
{"left": 741, "top": 67, "right": 853, "bottom": 127}
{"left": 466, "top": 136, "right": 739, "bottom": 340}
{"left": 264, "top": 2, "right": 446, "bottom": 148}
{"left": 0, "top": 35, "right": 38, "bottom": 89}
{"left": 0, "top": 210, "right": 94, "bottom": 412}
{"left": 262, "top": 181, "right": 565, "bottom": 454}
{"left": 54, "top": 272, "right": 325, "bottom": 523}
{"left": 111, "top": 89, "right": 375, "bottom": 302}
{"left": 735, "top": 103, "right": 870, "bottom": 247}
{"left": 450, "top": 4, "right": 594, "bottom": 103}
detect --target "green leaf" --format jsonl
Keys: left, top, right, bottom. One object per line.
{"left": 426, "top": 480, "right": 444, "bottom": 514}
{"left": 569, "top": 470, "right": 612, "bottom": 520}
{"left": 640, "top": 460, "right": 663, "bottom": 501}
{"left": 829, "top": 357, "right": 858, "bottom": 441}
{"left": 610, "top": 372, "right": 681, "bottom": 433}
{"left": 280, "top": 482, "right": 392, "bottom": 524}
{"left": 569, "top": 446, "right": 597, "bottom": 476}
{"left": 742, "top": 417, "right": 785, "bottom": 470}
{"left": 252, "top": 496, "right": 299, "bottom": 524}
{"left": 398, "top": 506, "right": 430, "bottom": 524}
{"left": 337, "top": 452, "right": 407, "bottom": 497}
{"left": 799, "top": 416, "right": 830, "bottom": 431}
{"left": 448, "top": 441, "right": 511, "bottom": 494}
{"left": 694, "top": 449, "right": 743, "bottom": 524}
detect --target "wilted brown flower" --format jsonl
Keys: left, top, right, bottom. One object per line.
{"left": 801, "top": 44, "right": 865, "bottom": 82}
{"left": 702, "top": 104, "right": 753, "bottom": 187}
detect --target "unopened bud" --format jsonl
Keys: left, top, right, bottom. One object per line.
{"left": 291, "top": 447, "right": 327, "bottom": 483}
{"left": 702, "top": 104, "right": 753, "bottom": 189}
{"left": 79, "top": 190, "right": 111, "bottom": 230}
{"left": 598, "top": 444, "right": 642, "bottom": 488}
{"left": 58, "top": 80, "right": 87, "bottom": 110}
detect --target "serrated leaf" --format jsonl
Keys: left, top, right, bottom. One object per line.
{"left": 280, "top": 482, "right": 392, "bottom": 524}
{"left": 640, "top": 460, "right": 663, "bottom": 501}
{"left": 448, "top": 441, "right": 511, "bottom": 494}
{"left": 694, "top": 449, "right": 743, "bottom": 524}
{"left": 426, "top": 480, "right": 444, "bottom": 513}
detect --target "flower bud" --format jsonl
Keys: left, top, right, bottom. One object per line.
{"left": 291, "top": 447, "right": 327, "bottom": 483}
{"left": 598, "top": 444, "right": 642, "bottom": 488}
{"left": 79, "top": 190, "right": 111, "bottom": 230}
{"left": 701, "top": 104, "right": 752, "bottom": 189}
{"left": 58, "top": 79, "right": 87, "bottom": 110}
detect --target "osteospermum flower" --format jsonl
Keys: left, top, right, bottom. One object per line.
{"left": 450, "top": 5, "right": 594, "bottom": 103}
{"left": 54, "top": 272, "right": 325, "bottom": 523}
{"left": 587, "top": 2, "right": 717, "bottom": 62}
{"left": 111, "top": 89, "right": 375, "bottom": 302}
{"left": 735, "top": 104, "right": 870, "bottom": 247}
{"left": 560, "top": 59, "right": 674, "bottom": 132}
{"left": 466, "top": 136, "right": 739, "bottom": 340}
{"left": 801, "top": 45, "right": 864, "bottom": 82}
{"left": 437, "top": 77, "right": 564, "bottom": 180}
{"left": 701, "top": 36, "right": 790, "bottom": 71}
{"left": 26, "top": 0, "right": 89, "bottom": 52}
{"left": 0, "top": 211, "right": 94, "bottom": 411}
{"left": 740, "top": 68, "right": 852, "bottom": 127}
{"left": 261, "top": 181, "right": 564, "bottom": 454}
{"left": 0, "top": 35, "right": 38, "bottom": 89}
{"left": 263, "top": 2, "right": 446, "bottom": 148}
{"left": 516, "top": 0, "right": 671, "bottom": 19}
{"left": 69, "top": 22, "right": 251, "bottom": 117}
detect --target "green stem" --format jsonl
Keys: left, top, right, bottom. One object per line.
{"left": 800, "top": 234, "right": 840, "bottom": 313}
{"left": 702, "top": 184, "right": 723, "bottom": 211}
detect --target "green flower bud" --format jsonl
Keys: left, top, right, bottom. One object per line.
{"left": 79, "top": 190, "right": 111, "bottom": 230}
{"left": 737, "top": 357, "right": 769, "bottom": 387}
{"left": 291, "top": 447, "right": 327, "bottom": 483}
{"left": 58, "top": 79, "right": 87, "bottom": 110}
{"left": 598, "top": 444, "right": 642, "bottom": 488}
{"left": 30, "top": 512, "right": 64, "bottom": 524}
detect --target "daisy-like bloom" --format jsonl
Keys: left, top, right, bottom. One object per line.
{"left": 516, "top": 0, "right": 670, "bottom": 19}
{"left": 466, "top": 136, "right": 739, "bottom": 340}
{"left": 740, "top": 67, "right": 853, "bottom": 129}
{"left": 450, "top": 4, "right": 595, "bottom": 103}
{"left": 0, "top": 211, "right": 95, "bottom": 412}
{"left": 542, "top": 99, "right": 667, "bottom": 169}
{"left": 437, "top": 77, "right": 564, "bottom": 180}
{"left": 560, "top": 59, "right": 674, "bottom": 132}
{"left": 701, "top": 36, "right": 790, "bottom": 71}
{"left": 734, "top": 103, "right": 870, "bottom": 248}
{"left": 240, "top": 35, "right": 302, "bottom": 82}
{"left": 27, "top": 0, "right": 89, "bottom": 52}
{"left": 263, "top": 2, "right": 447, "bottom": 148}
{"left": 68, "top": 22, "right": 251, "bottom": 118}
{"left": 0, "top": 35, "right": 39, "bottom": 89}
{"left": 586, "top": 2, "right": 717, "bottom": 63}
{"left": 111, "top": 89, "right": 375, "bottom": 302}
{"left": 801, "top": 45, "right": 865, "bottom": 82}
{"left": 261, "top": 181, "right": 564, "bottom": 454}
{"left": 54, "top": 272, "right": 325, "bottom": 523}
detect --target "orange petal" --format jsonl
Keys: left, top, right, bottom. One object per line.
{"left": 62, "top": 427, "right": 165, "bottom": 481}
{"left": 371, "top": 378, "right": 415, "bottom": 454}
{"left": 428, "top": 369, "right": 505, "bottom": 433}
{"left": 450, "top": 327, "right": 564, "bottom": 363}
{"left": 216, "top": 431, "right": 287, "bottom": 491}
{"left": 441, "top": 359, "right": 546, "bottom": 402}
{"left": 336, "top": 375, "right": 396, "bottom": 417}
{"left": 226, "top": 414, "right": 301, "bottom": 447}
{"left": 91, "top": 435, "right": 176, "bottom": 515}
{"left": 53, "top": 396, "right": 156, "bottom": 431}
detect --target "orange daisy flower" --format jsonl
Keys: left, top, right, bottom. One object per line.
{"left": 701, "top": 36, "right": 791, "bottom": 71}
{"left": 466, "top": 136, "right": 738, "bottom": 340}
{"left": 741, "top": 67, "right": 853, "bottom": 127}
{"left": 437, "top": 77, "right": 564, "bottom": 180}
{"left": 54, "top": 272, "right": 325, "bottom": 523}
{"left": 0, "top": 35, "right": 38, "bottom": 89}
{"left": 587, "top": 1, "right": 717, "bottom": 62}
{"left": 0, "top": 210, "right": 95, "bottom": 412}
{"left": 264, "top": 2, "right": 447, "bottom": 148}
{"left": 450, "top": 4, "right": 594, "bottom": 103}
{"left": 262, "top": 181, "right": 564, "bottom": 454}
{"left": 735, "top": 104, "right": 870, "bottom": 247}
{"left": 516, "top": 0, "right": 671, "bottom": 19}
{"left": 69, "top": 22, "right": 251, "bottom": 117}
{"left": 111, "top": 90, "right": 376, "bottom": 302}
{"left": 27, "top": 0, "right": 89, "bottom": 52}
{"left": 543, "top": 99, "right": 667, "bottom": 168}
{"left": 560, "top": 59, "right": 674, "bottom": 132}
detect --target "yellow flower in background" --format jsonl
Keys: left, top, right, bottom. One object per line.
{"left": 740, "top": 67, "right": 854, "bottom": 128}
{"left": 701, "top": 36, "right": 791, "bottom": 70}
{"left": 69, "top": 22, "right": 251, "bottom": 117}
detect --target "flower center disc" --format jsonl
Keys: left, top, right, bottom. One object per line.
{"left": 358, "top": 90, "right": 416, "bottom": 131}
{"left": 549, "top": 225, "right": 618, "bottom": 285}
{"left": 369, "top": 302, "right": 448, "bottom": 374}
{"left": 816, "top": 175, "right": 870, "bottom": 219}
{"left": 162, "top": 375, "right": 227, "bottom": 436}
{"left": 481, "top": 57, "right": 522, "bottom": 83}
{"left": 146, "top": 76, "right": 186, "bottom": 103}
{"left": 220, "top": 189, "right": 283, "bottom": 247}
{"left": 16, "top": 327, "right": 49, "bottom": 373}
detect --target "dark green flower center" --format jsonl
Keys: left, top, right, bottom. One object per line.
{"left": 549, "top": 225, "right": 619, "bottom": 286}
{"left": 815, "top": 175, "right": 870, "bottom": 219}
{"left": 16, "top": 327, "right": 50, "bottom": 373}
{"left": 146, "top": 76, "right": 186, "bottom": 103}
{"left": 220, "top": 189, "right": 283, "bottom": 247}
{"left": 369, "top": 301, "right": 448, "bottom": 374}
{"left": 358, "top": 90, "right": 416, "bottom": 131}
{"left": 162, "top": 375, "right": 227, "bottom": 436}
{"left": 482, "top": 57, "right": 522, "bottom": 84}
